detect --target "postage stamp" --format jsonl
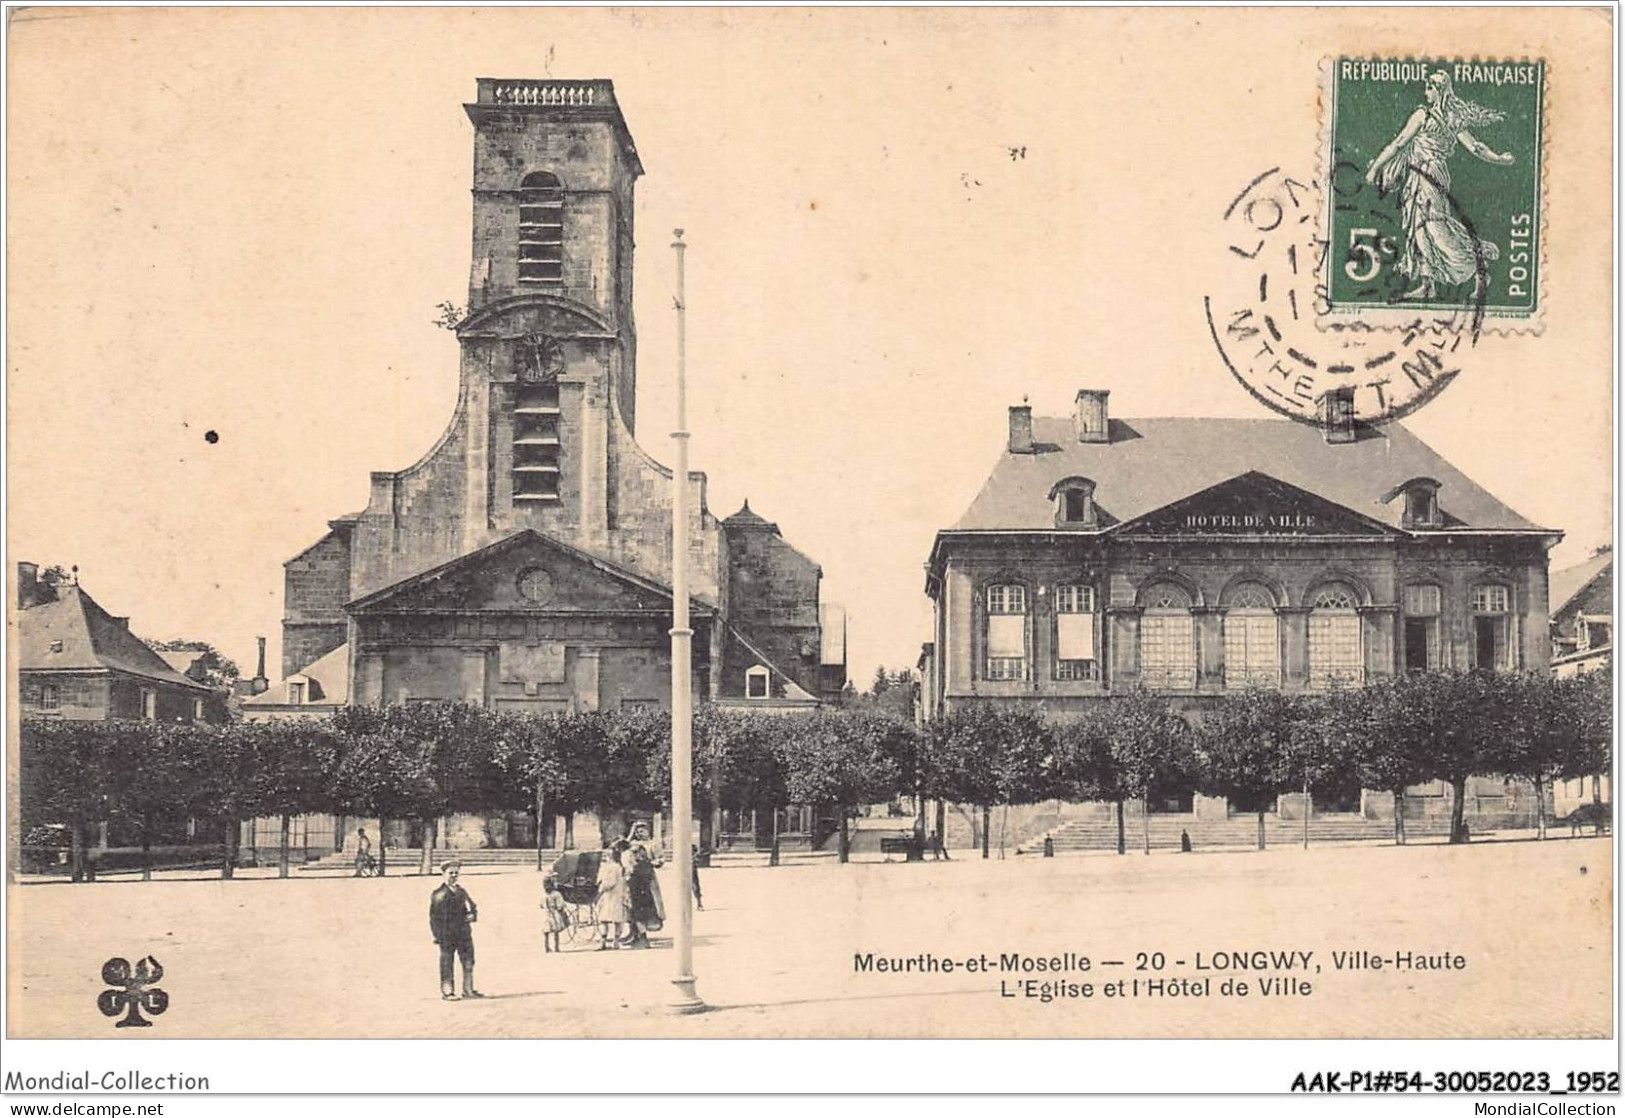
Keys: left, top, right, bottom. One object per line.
{"left": 1205, "top": 166, "right": 1480, "bottom": 428}
{"left": 1321, "top": 58, "right": 1545, "bottom": 325}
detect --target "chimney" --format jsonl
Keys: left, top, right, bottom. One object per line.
{"left": 1075, "top": 389, "right": 1110, "bottom": 443}
{"left": 1321, "top": 386, "right": 1356, "bottom": 444}
{"left": 1008, "top": 405, "right": 1034, "bottom": 454}
{"left": 17, "top": 562, "right": 38, "bottom": 610}
{"left": 253, "top": 636, "right": 269, "bottom": 694}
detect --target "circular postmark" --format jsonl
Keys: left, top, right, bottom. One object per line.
{"left": 1204, "top": 166, "right": 1490, "bottom": 429}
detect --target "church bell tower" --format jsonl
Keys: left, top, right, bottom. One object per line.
{"left": 455, "top": 78, "right": 643, "bottom": 545}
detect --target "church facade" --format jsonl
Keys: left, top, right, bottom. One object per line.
{"left": 270, "top": 79, "right": 843, "bottom": 850}
{"left": 920, "top": 390, "right": 1560, "bottom": 828}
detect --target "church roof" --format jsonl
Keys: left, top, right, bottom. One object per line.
{"left": 947, "top": 417, "right": 1551, "bottom": 535}
{"left": 1550, "top": 551, "right": 1612, "bottom": 620}
{"left": 17, "top": 586, "right": 213, "bottom": 691}
{"left": 243, "top": 642, "right": 350, "bottom": 707}
{"left": 722, "top": 500, "right": 779, "bottom": 534}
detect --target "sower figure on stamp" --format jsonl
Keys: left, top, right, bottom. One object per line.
{"left": 430, "top": 861, "right": 483, "bottom": 1000}
{"left": 1364, "top": 69, "right": 1515, "bottom": 301}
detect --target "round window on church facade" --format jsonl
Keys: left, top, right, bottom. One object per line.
{"left": 517, "top": 567, "right": 555, "bottom": 604}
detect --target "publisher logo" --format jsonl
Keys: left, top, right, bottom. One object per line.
{"left": 97, "top": 956, "right": 169, "bottom": 1028}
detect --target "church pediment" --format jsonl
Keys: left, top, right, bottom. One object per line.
{"left": 349, "top": 530, "right": 707, "bottom": 616}
{"left": 1117, "top": 472, "right": 1397, "bottom": 538}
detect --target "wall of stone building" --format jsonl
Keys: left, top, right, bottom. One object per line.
{"left": 348, "top": 401, "right": 472, "bottom": 601}
{"left": 351, "top": 616, "right": 710, "bottom": 714}
{"left": 1396, "top": 539, "right": 1551, "bottom": 671}
{"left": 104, "top": 676, "right": 207, "bottom": 722}
{"left": 282, "top": 528, "right": 352, "bottom": 676}
{"left": 19, "top": 673, "right": 109, "bottom": 721}
{"left": 935, "top": 535, "right": 1552, "bottom": 703}
{"left": 1553, "top": 567, "right": 1611, "bottom": 642}
{"left": 721, "top": 524, "right": 824, "bottom": 696}
{"left": 467, "top": 116, "right": 631, "bottom": 328}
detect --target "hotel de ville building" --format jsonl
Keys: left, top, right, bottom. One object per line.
{"left": 919, "top": 391, "right": 1560, "bottom": 836}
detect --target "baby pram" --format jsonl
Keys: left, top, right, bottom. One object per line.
{"left": 549, "top": 851, "right": 603, "bottom": 944}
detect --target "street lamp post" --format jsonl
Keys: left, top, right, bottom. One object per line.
{"left": 668, "top": 229, "right": 704, "bottom": 1013}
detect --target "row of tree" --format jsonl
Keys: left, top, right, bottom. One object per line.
{"left": 928, "top": 670, "right": 1611, "bottom": 853}
{"left": 18, "top": 670, "right": 1610, "bottom": 881}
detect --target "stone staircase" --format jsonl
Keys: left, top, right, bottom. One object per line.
{"left": 1017, "top": 813, "right": 1461, "bottom": 854}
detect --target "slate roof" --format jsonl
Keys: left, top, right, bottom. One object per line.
{"left": 948, "top": 417, "right": 1551, "bottom": 534}
{"left": 243, "top": 642, "right": 350, "bottom": 707}
{"left": 722, "top": 500, "right": 779, "bottom": 534}
{"left": 17, "top": 586, "right": 213, "bottom": 691}
{"left": 1549, "top": 552, "right": 1612, "bottom": 619}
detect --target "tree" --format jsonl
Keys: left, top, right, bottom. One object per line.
{"left": 19, "top": 719, "right": 113, "bottom": 881}
{"left": 923, "top": 704, "right": 1055, "bottom": 858}
{"left": 142, "top": 638, "right": 242, "bottom": 687}
{"left": 173, "top": 722, "right": 260, "bottom": 878}
{"left": 1285, "top": 688, "right": 1366, "bottom": 847}
{"left": 1054, "top": 706, "right": 1128, "bottom": 853}
{"left": 330, "top": 705, "right": 436, "bottom": 876}
{"left": 105, "top": 720, "right": 192, "bottom": 880}
{"left": 1195, "top": 689, "right": 1303, "bottom": 850}
{"left": 778, "top": 710, "right": 903, "bottom": 862}
{"left": 923, "top": 706, "right": 1001, "bottom": 857}
{"left": 1355, "top": 676, "right": 1432, "bottom": 844}
{"left": 1567, "top": 670, "right": 1613, "bottom": 804}
{"left": 252, "top": 719, "right": 340, "bottom": 876}
{"left": 1100, "top": 691, "right": 1194, "bottom": 855}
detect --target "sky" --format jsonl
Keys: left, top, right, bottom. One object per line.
{"left": 6, "top": 7, "right": 1614, "bottom": 686}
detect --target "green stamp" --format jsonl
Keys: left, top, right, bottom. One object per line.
{"left": 1324, "top": 58, "right": 1544, "bottom": 323}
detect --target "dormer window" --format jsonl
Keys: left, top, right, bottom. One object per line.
{"left": 1389, "top": 477, "right": 1443, "bottom": 529}
{"left": 1049, "top": 477, "right": 1098, "bottom": 527}
{"left": 1405, "top": 487, "right": 1436, "bottom": 526}
{"left": 288, "top": 681, "right": 306, "bottom": 705}
{"left": 745, "top": 665, "right": 770, "bottom": 699}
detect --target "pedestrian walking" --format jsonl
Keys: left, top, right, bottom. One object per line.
{"left": 354, "top": 827, "right": 375, "bottom": 877}
{"left": 691, "top": 843, "right": 704, "bottom": 911}
{"left": 429, "top": 861, "right": 483, "bottom": 1000}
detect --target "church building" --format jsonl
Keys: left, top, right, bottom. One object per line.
{"left": 266, "top": 79, "right": 844, "bottom": 849}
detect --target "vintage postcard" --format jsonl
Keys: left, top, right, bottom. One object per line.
{"left": 3, "top": 5, "right": 1616, "bottom": 1100}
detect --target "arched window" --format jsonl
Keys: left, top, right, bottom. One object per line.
{"left": 1222, "top": 583, "right": 1279, "bottom": 688}
{"left": 1308, "top": 582, "right": 1362, "bottom": 688}
{"left": 1470, "top": 583, "right": 1511, "bottom": 670}
{"left": 984, "top": 583, "right": 1028, "bottom": 681}
{"left": 518, "top": 172, "right": 564, "bottom": 285}
{"left": 1139, "top": 583, "right": 1195, "bottom": 690}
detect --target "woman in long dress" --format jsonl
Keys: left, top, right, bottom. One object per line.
{"left": 622, "top": 824, "right": 665, "bottom": 948}
{"left": 595, "top": 843, "right": 630, "bottom": 950}
{"left": 1364, "top": 69, "right": 1516, "bottom": 300}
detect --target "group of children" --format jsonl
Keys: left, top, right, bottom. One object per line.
{"left": 539, "top": 831, "right": 704, "bottom": 954}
